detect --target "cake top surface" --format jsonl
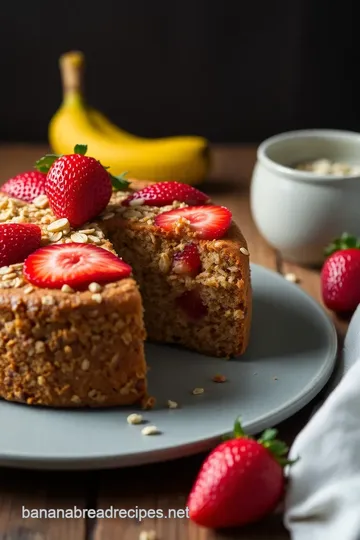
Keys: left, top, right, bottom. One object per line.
{"left": 0, "top": 166, "right": 247, "bottom": 298}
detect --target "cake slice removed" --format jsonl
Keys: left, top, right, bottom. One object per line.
{"left": 0, "top": 276, "right": 148, "bottom": 408}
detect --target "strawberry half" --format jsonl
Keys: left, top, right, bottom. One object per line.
{"left": 172, "top": 243, "right": 201, "bottom": 276}
{"left": 35, "top": 144, "right": 130, "bottom": 228}
{"left": 1, "top": 171, "right": 46, "bottom": 203}
{"left": 122, "top": 181, "right": 210, "bottom": 207}
{"left": 0, "top": 223, "right": 42, "bottom": 267}
{"left": 187, "top": 419, "right": 296, "bottom": 529}
{"left": 23, "top": 244, "right": 132, "bottom": 290}
{"left": 176, "top": 289, "right": 207, "bottom": 320}
{"left": 154, "top": 205, "right": 232, "bottom": 240}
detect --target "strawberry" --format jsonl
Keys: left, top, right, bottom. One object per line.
{"left": 187, "top": 419, "right": 296, "bottom": 529}
{"left": 321, "top": 233, "right": 360, "bottom": 313}
{"left": 1, "top": 171, "right": 46, "bottom": 203}
{"left": 154, "top": 205, "right": 232, "bottom": 240}
{"left": 173, "top": 243, "right": 201, "bottom": 276}
{"left": 176, "top": 289, "right": 207, "bottom": 320}
{"left": 35, "top": 144, "right": 130, "bottom": 227}
{"left": 0, "top": 223, "right": 42, "bottom": 267}
{"left": 122, "top": 181, "right": 210, "bottom": 207}
{"left": 23, "top": 243, "right": 132, "bottom": 290}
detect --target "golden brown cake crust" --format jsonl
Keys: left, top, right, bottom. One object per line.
{"left": 0, "top": 180, "right": 252, "bottom": 407}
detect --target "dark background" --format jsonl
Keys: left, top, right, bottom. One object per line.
{"left": 0, "top": 0, "right": 358, "bottom": 144}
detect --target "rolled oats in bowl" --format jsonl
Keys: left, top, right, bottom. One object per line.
{"left": 294, "top": 159, "right": 360, "bottom": 176}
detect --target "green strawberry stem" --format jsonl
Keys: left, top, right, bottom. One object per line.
{"left": 35, "top": 154, "right": 60, "bottom": 173}
{"left": 111, "top": 171, "right": 130, "bottom": 190}
{"left": 34, "top": 144, "right": 130, "bottom": 191}
{"left": 225, "top": 417, "right": 299, "bottom": 468}
{"left": 74, "top": 144, "right": 87, "bottom": 155}
{"left": 324, "top": 232, "right": 360, "bottom": 258}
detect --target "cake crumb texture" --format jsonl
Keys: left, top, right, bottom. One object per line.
{"left": 0, "top": 281, "right": 148, "bottom": 407}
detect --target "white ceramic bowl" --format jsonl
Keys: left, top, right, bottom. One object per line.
{"left": 250, "top": 129, "right": 360, "bottom": 266}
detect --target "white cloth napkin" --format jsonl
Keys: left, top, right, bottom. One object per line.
{"left": 284, "top": 357, "right": 360, "bottom": 540}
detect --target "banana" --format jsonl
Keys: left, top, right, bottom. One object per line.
{"left": 87, "top": 108, "right": 140, "bottom": 143}
{"left": 88, "top": 107, "right": 206, "bottom": 149}
{"left": 48, "top": 52, "right": 210, "bottom": 185}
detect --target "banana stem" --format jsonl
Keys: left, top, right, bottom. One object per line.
{"left": 59, "top": 51, "right": 85, "bottom": 102}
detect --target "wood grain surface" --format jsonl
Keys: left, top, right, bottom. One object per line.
{"left": 0, "top": 144, "right": 346, "bottom": 540}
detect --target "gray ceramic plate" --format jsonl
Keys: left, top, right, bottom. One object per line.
{"left": 0, "top": 264, "right": 337, "bottom": 470}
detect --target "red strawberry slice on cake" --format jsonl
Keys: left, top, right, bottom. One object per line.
{"left": 176, "top": 289, "right": 208, "bottom": 320}
{"left": 23, "top": 244, "right": 132, "bottom": 290}
{"left": 155, "top": 205, "right": 232, "bottom": 240}
{"left": 172, "top": 243, "right": 201, "bottom": 276}
{"left": 122, "top": 181, "right": 210, "bottom": 207}
{"left": 1, "top": 171, "right": 46, "bottom": 203}
{"left": 0, "top": 223, "right": 42, "bottom": 267}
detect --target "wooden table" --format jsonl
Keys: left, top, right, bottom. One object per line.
{"left": 0, "top": 144, "right": 347, "bottom": 540}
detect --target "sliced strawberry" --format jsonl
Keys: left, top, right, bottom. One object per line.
{"left": 176, "top": 289, "right": 207, "bottom": 320}
{"left": 0, "top": 223, "right": 42, "bottom": 267}
{"left": 23, "top": 244, "right": 132, "bottom": 290}
{"left": 173, "top": 243, "right": 201, "bottom": 276}
{"left": 122, "top": 181, "right": 209, "bottom": 207}
{"left": 1, "top": 171, "right": 46, "bottom": 203}
{"left": 154, "top": 205, "right": 232, "bottom": 240}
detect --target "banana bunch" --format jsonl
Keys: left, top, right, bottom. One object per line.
{"left": 48, "top": 51, "right": 210, "bottom": 185}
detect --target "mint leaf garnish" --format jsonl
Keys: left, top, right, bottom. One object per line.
{"left": 74, "top": 144, "right": 87, "bottom": 155}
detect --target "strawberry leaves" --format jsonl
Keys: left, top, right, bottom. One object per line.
{"left": 233, "top": 416, "right": 246, "bottom": 438}
{"left": 223, "top": 417, "right": 298, "bottom": 468}
{"left": 110, "top": 171, "right": 130, "bottom": 191}
{"left": 35, "top": 144, "right": 88, "bottom": 174}
{"left": 324, "top": 232, "right": 360, "bottom": 258}
{"left": 35, "top": 154, "right": 60, "bottom": 174}
{"left": 257, "top": 429, "right": 298, "bottom": 467}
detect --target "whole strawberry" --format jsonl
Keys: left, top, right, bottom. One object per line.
{"left": 187, "top": 419, "right": 295, "bottom": 529}
{"left": 321, "top": 233, "right": 360, "bottom": 313}
{"left": 1, "top": 171, "right": 46, "bottom": 203}
{"left": 0, "top": 223, "right": 42, "bottom": 267}
{"left": 35, "top": 144, "right": 130, "bottom": 227}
